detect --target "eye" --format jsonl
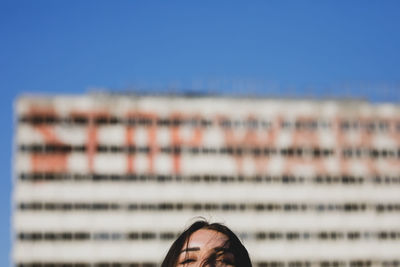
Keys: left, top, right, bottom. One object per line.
{"left": 180, "top": 258, "right": 196, "bottom": 265}
{"left": 216, "top": 260, "right": 235, "bottom": 267}
{"left": 221, "top": 259, "right": 234, "bottom": 265}
{"left": 216, "top": 253, "right": 235, "bottom": 266}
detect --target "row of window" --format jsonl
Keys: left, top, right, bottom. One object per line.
{"left": 16, "top": 263, "right": 157, "bottom": 267}
{"left": 22, "top": 144, "right": 400, "bottom": 159}
{"left": 19, "top": 144, "right": 400, "bottom": 159}
{"left": 19, "top": 144, "right": 337, "bottom": 157}
{"left": 17, "top": 202, "right": 400, "bottom": 213}
{"left": 342, "top": 148, "right": 400, "bottom": 158}
{"left": 256, "top": 261, "right": 400, "bottom": 267}
{"left": 14, "top": 260, "right": 400, "bottom": 267}
{"left": 18, "top": 172, "right": 400, "bottom": 185}
{"left": 16, "top": 230, "right": 400, "bottom": 242}
{"left": 18, "top": 115, "right": 400, "bottom": 132}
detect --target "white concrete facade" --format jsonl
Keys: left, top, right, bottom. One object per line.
{"left": 13, "top": 95, "right": 400, "bottom": 267}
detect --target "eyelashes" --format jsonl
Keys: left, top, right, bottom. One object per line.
{"left": 216, "top": 257, "right": 235, "bottom": 266}
{"left": 219, "top": 259, "right": 234, "bottom": 265}
{"left": 179, "top": 258, "right": 196, "bottom": 265}
{"left": 179, "top": 250, "right": 235, "bottom": 266}
{"left": 179, "top": 258, "right": 233, "bottom": 265}
{"left": 179, "top": 258, "right": 234, "bottom": 266}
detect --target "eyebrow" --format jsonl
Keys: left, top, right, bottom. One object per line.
{"left": 180, "top": 247, "right": 200, "bottom": 253}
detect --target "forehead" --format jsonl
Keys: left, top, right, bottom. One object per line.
{"left": 186, "top": 229, "right": 229, "bottom": 249}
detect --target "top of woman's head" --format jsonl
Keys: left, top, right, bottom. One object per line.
{"left": 161, "top": 220, "right": 252, "bottom": 267}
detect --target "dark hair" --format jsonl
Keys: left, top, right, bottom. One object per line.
{"left": 161, "top": 220, "right": 252, "bottom": 267}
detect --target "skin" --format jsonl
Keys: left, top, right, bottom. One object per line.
{"left": 177, "top": 229, "right": 235, "bottom": 267}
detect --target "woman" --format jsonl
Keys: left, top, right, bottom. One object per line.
{"left": 161, "top": 220, "right": 252, "bottom": 267}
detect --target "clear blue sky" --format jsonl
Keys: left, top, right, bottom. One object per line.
{"left": 1, "top": 1, "right": 400, "bottom": 265}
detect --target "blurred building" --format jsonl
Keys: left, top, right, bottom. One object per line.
{"left": 13, "top": 94, "right": 400, "bottom": 267}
